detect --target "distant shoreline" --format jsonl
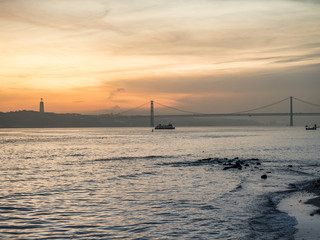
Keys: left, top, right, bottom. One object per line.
{"left": 1, "top": 110, "right": 317, "bottom": 128}
{"left": 0, "top": 110, "right": 264, "bottom": 128}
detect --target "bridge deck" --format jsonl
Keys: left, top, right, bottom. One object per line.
{"left": 148, "top": 113, "right": 320, "bottom": 118}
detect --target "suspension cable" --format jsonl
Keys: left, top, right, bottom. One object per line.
{"left": 293, "top": 97, "right": 320, "bottom": 108}
{"left": 115, "top": 96, "right": 320, "bottom": 116}
{"left": 116, "top": 102, "right": 149, "bottom": 115}
{"left": 154, "top": 101, "right": 204, "bottom": 115}
{"left": 230, "top": 97, "right": 290, "bottom": 114}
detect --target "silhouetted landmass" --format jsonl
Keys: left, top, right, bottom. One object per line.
{"left": 0, "top": 110, "right": 261, "bottom": 128}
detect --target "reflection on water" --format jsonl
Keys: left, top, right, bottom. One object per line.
{"left": 0, "top": 127, "right": 319, "bottom": 239}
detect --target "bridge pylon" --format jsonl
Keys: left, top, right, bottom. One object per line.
{"left": 290, "top": 96, "right": 293, "bottom": 127}
{"left": 150, "top": 100, "right": 154, "bottom": 127}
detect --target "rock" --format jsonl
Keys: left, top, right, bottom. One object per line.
{"left": 256, "top": 162, "right": 261, "bottom": 165}
{"left": 288, "top": 183, "right": 296, "bottom": 189}
{"left": 288, "top": 165, "right": 293, "bottom": 168}
{"left": 223, "top": 161, "right": 242, "bottom": 170}
{"left": 261, "top": 174, "right": 267, "bottom": 179}
{"left": 303, "top": 179, "right": 320, "bottom": 195}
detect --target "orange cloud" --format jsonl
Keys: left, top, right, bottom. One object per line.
{"left": 0, "top": 0, "right": 320, "bottom": 114}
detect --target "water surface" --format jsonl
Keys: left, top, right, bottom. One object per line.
{"left": 0, "top": 127, "right": 319, "bottom": 239}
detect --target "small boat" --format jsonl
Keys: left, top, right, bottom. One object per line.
{"left": 155, "top": 123, "right": 175, "bottom": 130}
{"left": 305, "top": 124, "right": 317, "bottom": 130}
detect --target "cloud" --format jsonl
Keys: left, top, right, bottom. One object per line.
{"left": 272, "top": 52, "right": 320, "bottom": 64}
{"left": 2, "top": 0, "right": 320, "bottom": 61}
{"left": 289, "top": 0, "right": 320, "bottom": 3}
{"left": 0, "top": 0, "right": 110, "bottom": 29}
{"left": 1, "top": 0, "right": 320, "bottom": 113}
{"left": 100, "top": 63, "right": 320, "bottom": 113}
{"left": 108, "top": 88, "right": 125, "bottom": 100}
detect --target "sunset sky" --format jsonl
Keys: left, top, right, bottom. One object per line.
{"left": 1, "top": 0, "right": 319, "bottom": 114}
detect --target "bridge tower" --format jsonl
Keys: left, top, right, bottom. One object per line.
{"left": 290, "top": 96, "right": 293, "bottom": 127}
{"left": 150, "top": 100, "right": 154, "bottom": 127}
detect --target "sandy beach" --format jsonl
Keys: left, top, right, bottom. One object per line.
{"left": 278, "top": 179, "right": 320, "bottom": 240}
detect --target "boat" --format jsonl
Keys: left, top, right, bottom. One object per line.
{"left": 155, "top": 123, "right": 175, "bottom": 130}
{"left": 305, "top": 124, "right": 317, "bottom": 130}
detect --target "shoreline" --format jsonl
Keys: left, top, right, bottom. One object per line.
{"left": 303, "top": 179, "right": 320, "bottom": 214}
{"left": 278, "top": 179, "right": 320, "bottom": 240}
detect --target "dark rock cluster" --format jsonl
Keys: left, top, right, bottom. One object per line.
{"left": 303, "top": 179, "right": 320, "bottom": 216}
{"left": 167, "top": 157, "right": 275, "bottom": 179}
{"left": 195, "top": 157, "right": 269, "bottom": 179}
{"left": 304, "top": 179, "right": 320, "bottom": 196}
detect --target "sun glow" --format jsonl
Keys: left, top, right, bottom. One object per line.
{"left": 1, "top": 0, "right": 319, "bottom": 113}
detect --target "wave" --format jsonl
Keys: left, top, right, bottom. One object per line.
{"left": 201, "top": 134, "right": 258, "bottom": 139}
{"left": 160, "top": 157, "right": 261, "bottom": 168}
{"left": 67, "top": 154, "right": 86, "bottom": 157}
{"left": 0, "top": 206, "right": 34, "bottom": 212}
{"left": 94, "top": 155, "right": 179, "bottom": 162}
{"left": 246, "top": 191, "right": 298, "bottom": 240}
{"left": 117, "top": 171, "right": 157, "bottom": 179}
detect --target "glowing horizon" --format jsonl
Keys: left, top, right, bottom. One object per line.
{"left": 1, "top": 0, "right": 319, "bottom": 114}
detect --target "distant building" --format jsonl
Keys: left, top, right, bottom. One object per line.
{"left": 39, "top": 98, "right": 44, "bottom": 113}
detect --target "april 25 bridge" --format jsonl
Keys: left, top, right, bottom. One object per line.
{"left": 116, "top": 96, "right": 320, "bottom": 127}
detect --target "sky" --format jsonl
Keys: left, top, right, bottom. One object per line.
{"left": 0, "top": 0, "right": 320, "bottom": 114}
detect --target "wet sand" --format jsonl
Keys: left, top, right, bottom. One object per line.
{"left": 278, "top": 179, "right": 320, "bottom": 240}
{"left": 304, "top": 179, "right": 320, "bottom": 212}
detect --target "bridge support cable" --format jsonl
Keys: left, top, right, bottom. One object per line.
{"left": 293, "top": 97, "right": 320, "bottom": 108}
{"left": 116, "top": 102, "right": 149, "bottom": 115}
{"left": 154, "top": 101, "right": 204, "bottom": 115}
{"left": 154, "top": 97, "right": 293, "bottom": 117}
{"left": 230, "top": 97, "right": 291, "bottom": 115}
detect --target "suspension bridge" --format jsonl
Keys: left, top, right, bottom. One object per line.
{"left": 116, "top": 96, "right": 320, "bottom": 127}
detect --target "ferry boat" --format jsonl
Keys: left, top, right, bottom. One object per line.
{"left": 305, "top": 124, "right": 317, "bottom": 130}
{"left": 155, "top": 123, "right": 175, "bottom": 130}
